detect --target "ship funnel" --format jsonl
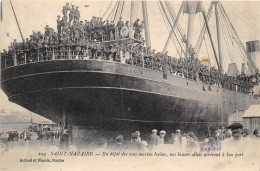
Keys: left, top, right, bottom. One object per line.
{"left": 246, "top": 40, "right": 260, "bottom": 75}
{"left": 183, "top": 1, "right": 205, "bottom": 56}
{"left": 241, "top": 63, "right": 246, "bottom": 75}
{"left": 227, "top": 63, "right": 239, "bottom": 76}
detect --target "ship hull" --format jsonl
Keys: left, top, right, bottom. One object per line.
{"left": 1, "top": 60, "right": 259, "bottom": 138}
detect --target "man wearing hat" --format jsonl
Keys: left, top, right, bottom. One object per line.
{"left": 60, "top": 129, "right": 69, "bottom": 150}
{"left": 253, "top": 129, "right": 259, "bottom": 138}
{"left": 127, "top": 132, "right": 142, "bottom": 151}
{"left": 175, "top": 129, "right": 182, "bottom": 144}
{"left": 97, "top": 138, "right": 107, "bottom": 149}
{"left": 57, "top": 15, "right": 62, "bottom": 40}
{"left": 227, "top": 123, "right": 243, "bottom": 141}
{"left": 157, "top": 130, "right": 166, "bottom": 145}
{"left": 69, "top": 5, "right": 75, "bottom": 25}
{"left": 113, "top": 135, "right": 126, "bottom": 151}
{"left": 62, "top": 3, "right": 70, "bottom": 17}
{"left": 242, "top": 129, "right": 250, "bottom": 138}
{"left": 75, "top": 6, "right": 80, "bottom": 22}
{"left": 116, "top": 17, "right": 124, "bottom": 38}
{"left": 222, "top": 122, "right": 249, "bottom": 151}
{"left": 149, "top": 129, "right": 159, "bottom": 149}
{"left": 116, "top": 135, "right": 123, "bottom": 144}
{"left": 136, "top": 131, "right": 141, "bottom": 142}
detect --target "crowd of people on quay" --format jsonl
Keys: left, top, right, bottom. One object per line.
{"left": 57, "top": 122, "right": 260, "bottom": 152}
{"left": 1, "top": 122, "right": 259, "bottom": 152}
{"left": 0, "top": 3, "right": 258, "bottom": 94}
{"left": 1, "top": 129, "right": 61, "bottom": 142}
{"left": 0, "top": 122, "right": 62, "bottom": 144}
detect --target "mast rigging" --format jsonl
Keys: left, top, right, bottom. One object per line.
{"left": 10, "top": 0, "right": 24, "bottom": 44}
{"left": 158, "top": 1, "right": 187, "bottom": 58}
{"left": 202, "top": 10, "right": 220, "bottom": 69}
{"left": 218, "top": 2, "right": 257, "bottom": 74}
{"left": 142, "top": 1, "right": 151, "bottom": 48}
{"left": 162, "top": 1, "right": 185, "bottom": 53}
{"left": 194, "top": 1, "right": 214, "bottom": 58}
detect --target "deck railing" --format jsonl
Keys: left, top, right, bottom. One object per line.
{"left": 0, "top": 49, "right": 255, "bottom": 95}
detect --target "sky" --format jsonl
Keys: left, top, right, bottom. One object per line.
{"left": 0, "top": 0, "right": 260, "bottom": 114}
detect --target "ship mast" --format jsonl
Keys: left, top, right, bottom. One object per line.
{"left": 142, "top": 1, "right": 151, "bottom": 48}
{"left": 186, "top": 7, "right": 196, "bottom": 56}
{"left": 215, "top": 1, "right": 223, "bottom": 74}
{"left": 129, "top": 1, "right": 139, "bottom": 39}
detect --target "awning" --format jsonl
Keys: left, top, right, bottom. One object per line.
{"left": 242, "top": 105, "right": 260, "bottom": 118}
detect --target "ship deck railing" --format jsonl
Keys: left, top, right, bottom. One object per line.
{"left": 1, "top": 50, "right": 255, "bottom": 96}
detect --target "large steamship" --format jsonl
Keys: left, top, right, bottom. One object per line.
{"left": 1, "top": 1, "right": 259, "bottom": 138}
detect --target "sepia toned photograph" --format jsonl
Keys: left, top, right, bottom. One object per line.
{"left": 0, "top": 0, "right": 259, "bottom": 170}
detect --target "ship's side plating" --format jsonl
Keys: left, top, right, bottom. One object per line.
{"left": 1, "top": 60, "right": 258, "bottom": 134}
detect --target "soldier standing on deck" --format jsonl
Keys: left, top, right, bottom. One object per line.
{"left": 74, "top": 6, "right": 80, "bottom": 22}
{"left": 62, "top": 3, "right": 70, "bottom": 17}
{"left": 85, "top": 20, "right": 92, "bottom": 40}
{"left": 90, "top": 16, "right": 97, "bottom": 28}
{"left": 69, "top": 5, "right": 76, "bottom": 25}
{"left": 44, "top": 25, "right": 50, "bottom": 43}
{"left": 78, "top": 21, "right": 85, "bottom": 39}
{"left": 133, "top": 19, "right": 140, "bottom": 31}
{"left": 105, "top": 20, "right": 110, "bottom": 41}
{"left": 96, "top": 17, "right": 102, "bottom": 27}
{"left": 62, "top": 15, "right": 68, "bottom": 35}
{"left": 110, "top": 21, "right": 115, "bottom": 35}
{"left": 72, "top": 21, "right": 79, "bottom": 43}
{"left": 12, "top": 39, "right": 18, "bottom": 50}
{"left": 110, "top": 31, "right": 114, "bottom": 41}
{"left": 126, "top": 21, "right": 129, "bottom": 29}
{"left": 57, "top": 15, "right": 62, "bottom": 40}
{"left": 91, "top": 39, "right": 97, "bottom": 59}
{"left": 133, "top": 19, "right": 140, "bottom": 39}
{"left": 116, "top": 17, "right": 124, "bottom": 38}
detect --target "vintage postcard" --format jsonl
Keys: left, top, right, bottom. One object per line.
{"left": 0, "top": 0, "right": 259, "bottom": 170}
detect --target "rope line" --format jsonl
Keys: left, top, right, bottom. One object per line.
{"left": 101, "top": 1, "right": 113, "bottom": 19}
{"left": 159, "top": 1, "right": 187, "bottom": 58}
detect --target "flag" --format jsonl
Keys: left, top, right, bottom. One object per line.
{"left": 201, "top": 57, "right": 211, "bottom": 68}
{"left": 201, "top": 57, "right": 209, "bottom": 65}
{"left": 183, "top": 1, "right": 205, "bottom": 14}
{"left": 202, "top": 57, "right": 209, "bottom": 63}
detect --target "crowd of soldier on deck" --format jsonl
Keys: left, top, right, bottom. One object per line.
{"left": 0, "top": 3, "right": 257, "bottom": 95}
